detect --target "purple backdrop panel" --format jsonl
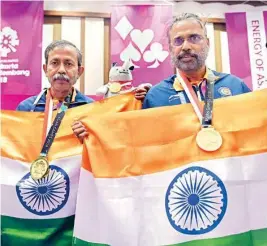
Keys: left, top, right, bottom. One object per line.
{"left": 1, "top": 1, "right": 43, "bottom": 109}
{"left": 264, "top": 11, "right": 267, "bottom": 41}
{"left": 1, "top": 95, "right": 30, "bottom": 111}
{"left": 111, "top": 5, "right": 173, "bottom": 86}
{"left": 225, "top": 12, "right": 252, "bottom": 90}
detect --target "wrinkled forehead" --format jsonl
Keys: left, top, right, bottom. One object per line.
{"left": 170, "top": 19, "right": 206, "bottom": 38}
{"left": 47, "top": 46, "right": 78, "bottom": 62}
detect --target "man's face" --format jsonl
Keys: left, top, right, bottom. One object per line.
{"left": 169, "top": 19, "right": 209, "bottom": 72}
{"left": 43, "top": 46, "right": 84, "bottom": 91}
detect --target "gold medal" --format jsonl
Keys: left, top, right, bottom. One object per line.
{"left": 30, "top": 156, "right": 49, "bottom": 180}
{"left": 173, "top": 78, "right": 183, "bottom": 91}
{"left": 196, "top": 127, "right": 223, "bottom": 152}
{"left": 109, "top": 82, "right": 122, "bottom": 93}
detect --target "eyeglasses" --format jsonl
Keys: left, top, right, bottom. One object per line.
{"left": 173, "top": 34, "right": 205, "bottom": 46}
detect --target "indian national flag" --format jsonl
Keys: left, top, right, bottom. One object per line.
{"left": 73, "top": 90, "right": 267, "bottom": 246}
{"left": 1, "top": 94, "right": 141, "bottom": 246}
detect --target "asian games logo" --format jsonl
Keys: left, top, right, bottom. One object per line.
{"left": 0, "top": 27, "right": 20, "bottom": 57}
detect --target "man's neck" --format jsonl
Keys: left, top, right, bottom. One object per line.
{"left": 179, "top": 66, "right": 206, "bottom": 82}
{"left": 50, "top": 87, "right": 72, "bottom": 101}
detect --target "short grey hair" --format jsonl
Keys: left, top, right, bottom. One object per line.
{"left": 44, "top": 40, "right": 83, "bottom": 66}
{"left": 167, "top": 13, "right": 207, "bottom": 49}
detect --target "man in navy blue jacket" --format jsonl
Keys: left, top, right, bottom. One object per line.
{"left": 17, "top": 40, "right": 94, "bottom": 112}
{"left": 143, "top": 13, "right": 251, "bottom": 109}
{"left": 17, "top": 40, "right": 148, "bottom": 142}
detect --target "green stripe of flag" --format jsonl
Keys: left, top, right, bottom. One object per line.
{"left": 73, "top": 228, "right": 267, "bottom": 246}
{"left": 167, "top": 228, "right": 267, "bottom": 246}
{"left": 73, "top": 238, "right": 109, "bottom": 246}
{"left": 1, "top": 215, "right": 75, "bottom": 246}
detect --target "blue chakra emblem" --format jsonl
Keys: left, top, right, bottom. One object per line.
{"left": 165, "top": 166, "right": 227, "bottom": 235}
{"left": 16, "top": 165, "right": 70, "bottom": 216}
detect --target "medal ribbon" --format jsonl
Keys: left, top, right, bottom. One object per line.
{"left": 176, "top": 70, "right": 203, "bottom": 122}
{"left": 176, "top": 69, "right": 216, "bottom": 127}
{"left": 39, "top": 90, "right": 73, "bottom": 158}
{"left": 42, "top": 90, "right": 53, "bottom": 145}
{"left": 202, "top": 80, "right": 215, "bottom": 128}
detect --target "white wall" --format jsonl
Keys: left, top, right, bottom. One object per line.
{"left": 44, "top": 0, "right": 165, "bottom": 13}
{"left": 42, "top": 25, "right": 53, "bottom": 89}
{"left": 84, "top": 18, "right": 104, "bottom": 95}
{"left": 44, "top": 1, "right": 267, "bottom": 16}
{"left": 173, "top": 2, "right": 267, "bottom": 18}
{"left": 61, "top": 17, "right": 82, "bottom": 90}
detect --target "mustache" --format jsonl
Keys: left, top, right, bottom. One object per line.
{"left": 53, "top": 74, "right": 70, "bottom": 82}
{"left": 178, "top": 51, "right": 198, "bottom": 59}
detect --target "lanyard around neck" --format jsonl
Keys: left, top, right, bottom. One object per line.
{"left": 176, "top": 71, "right": 203, "bottom": 122}
{"left": 40, "top": 89, "right": 73, "bottom": 157}
{"left": 176, "top": 69, "right": 217, "bottom": 127}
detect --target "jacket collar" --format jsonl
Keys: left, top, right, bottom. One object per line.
{"left": 170, "top": 69, "right": 228, "bottom": 85}
{"left": 35, "top": 88, "right": 88, "bottom": 105}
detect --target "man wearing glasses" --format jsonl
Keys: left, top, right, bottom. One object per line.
{"left": 142, "top": 13, "right": 251, "bottom": 109}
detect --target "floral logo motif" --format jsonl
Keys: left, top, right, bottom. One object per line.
{"left": 0, "top": 27, "right": 20, "bottom": 57}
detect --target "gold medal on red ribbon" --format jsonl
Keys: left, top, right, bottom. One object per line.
{"left": 30, "top": 156, "right": 49, "bottom": 180}
{"left": 109, "top": 82, "right": 122, "bottom": 93}
{"left": 196, "top": 127, "right": 222, "bottom": 152}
